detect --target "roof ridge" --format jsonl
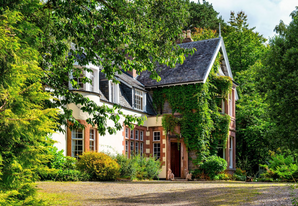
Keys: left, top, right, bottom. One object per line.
{"left": 178, "top": 37, "right": 221, "bottom": 46}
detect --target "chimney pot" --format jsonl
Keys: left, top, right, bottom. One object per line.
{"left": 187, "top": 30, "right": 191, "bottom": 38}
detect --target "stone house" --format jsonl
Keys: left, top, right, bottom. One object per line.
{"left": 52, "top": 34, "right": 238, "bottom": 179}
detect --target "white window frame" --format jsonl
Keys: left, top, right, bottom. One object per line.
{"left": 153, "top": 143, "right": 160, "bottom": 159}
{"left": 140, "top": 142, "right": 143, "bottom": 156}
{"left": 70, "top": 67, "right": 99, "bottom": 93}
{"left": 131, "top": 129, "right": 134, "bottom": 139}
{"left": 130, "top": 141, "right": 134, "bottom": 156}
{"left": 134, "top": 89, "right": 146, "bottom": 111}
{"left": 125, "top": 128, "right": 129, "bottom": 139}
{"left": 140, "top": 131, "right": 143, "bottom": 141}
{"left": 71, "top": 129, "right": 84, "bottom": 159}
{"left": 153, "top": 131, "right": 160, "bottom": 141}
{"left": 89, "top": 128, "right": 95, "bottom": 151}
{"left": 125, "top": 141, "right": 129, "bottom": 157}
{"left": 222, "top": 99, "right": 225, "bottom": 114}
{"left": 87, "top": 70, "right": 94, "bottom": 92}
{"left": 229, "top": 137, "right": 233, "bottom": 169}
{"left": 71, "top": 69, "right": 85, "bottom": 90}
{"left": 229, "top": 92, "right": 233, "bottom": 116}
{"left": 135, "top": 130, "right": 139, "bottom": 140}
{"left": 109, "top": 81, "right": 119, "bottom": 104}
{"left": 135, "top": 142, "right": 139, "bottom": 155}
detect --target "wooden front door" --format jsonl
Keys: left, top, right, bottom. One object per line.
{"left": 171, "top": 142, "right": 181, "bottom": 177}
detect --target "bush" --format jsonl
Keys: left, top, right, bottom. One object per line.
{"left": 260, "top": 152, "right": 298, "bottom": 181}
{"left": 77, "top": 152, "right": 120, "bottom": 180}
{"left": 200, "top": 155, "right": 227, "bottom": 179}
{"left": 36, "top": 147, "right": 88, "bottom": 181}
{"left": 115, "top": 154, "right": 161, "bottom": 180}
{"left": 191, "top": 169, "right": 210, "bottom": 180}
{"left": 234, "top": 168, "right": 246, "bottom": 176}
{"left": 38, "top": 168, "right": 90, "bottom": 181}
{"left": 218, "top": 172, "right": 234, "bottom": 180}
{"left": 233, "top": 174, "right": 246, "bottom": 181}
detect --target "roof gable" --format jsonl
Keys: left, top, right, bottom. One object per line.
{"left": 137, "top": 37, "right": 234, "bottom": 88}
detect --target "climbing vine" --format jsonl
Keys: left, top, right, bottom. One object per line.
{"left": 154, "top": 55, "right": 233, "bottom": 163}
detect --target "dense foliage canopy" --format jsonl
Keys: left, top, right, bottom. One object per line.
{"left": 1, "top": 0, "right": 191, "bottom": 134}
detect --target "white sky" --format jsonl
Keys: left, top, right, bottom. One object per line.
{"left": 204, "top": 0, "right": 297, "bottom": 39}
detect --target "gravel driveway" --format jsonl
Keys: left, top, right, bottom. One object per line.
{"left": 37, "top": 181, "right": 298, "bottom": 206}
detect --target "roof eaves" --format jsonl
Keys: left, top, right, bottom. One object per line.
{"left": 202, "top": 38, "right": 221, "bottom": 83}
{"left": 145, "top": 80, "right": 204, "bottom": 89}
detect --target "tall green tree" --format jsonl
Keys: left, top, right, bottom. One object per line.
{"left": 235, "top": 61, "right": 274, "bottom": 175}
{"left": 223, "top": 11, "right": 267, "bottom": 76}
{"left": 223, "top": 11, "right": 270, "bottom": 174}
{"left": 0, "top": 10, "right": 57, "bottom": 204}
{"left": 186, "top": 0, "right": 225, "bottom": 31}
{"left": 257, "top": 6, "right": 298, "bottom": 151}
{"left": 1, "top": 0, "right": 191, "bottom": 134}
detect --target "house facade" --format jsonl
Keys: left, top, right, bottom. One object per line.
{"left": 52, "top": 35, "right": 238, "bottom": 179}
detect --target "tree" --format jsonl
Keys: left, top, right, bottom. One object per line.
{"left": 1, "top": 0, "right": 191, "bottom": 134}
{"left": 235, "top": 61, "right": 273, "bottom": 175}
{"left": 257, "top": 6, "right": 298, "bottom": 151}
{"left": 0, "top": 10, "right": 57, "bottom": 204}
{"left": 222, "top": 11, "right": 270, "bottom": 174}
{"left": 0, "top": 0, "right": 191, "bottom": 203}
{"left": 186, "top": 0, "right": 225, "bottom": 31}
{"left": 223, "top": 11, "right": 267, "bottom": 76}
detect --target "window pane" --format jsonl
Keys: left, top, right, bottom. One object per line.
{"left": 153, "top": 132, "right": 160, "bottom": 141}
{"left": 140, "top": 143, "right": 143, "bottom": 156}
{"left": 125, "top": 128, "right": 129, "bottom": 138}
{"left": 131, "top": 129, "right": 134, "bottom": 139}
{"left": 125, "top": 141, "right": 129, "bottom": 157}
{"left": 140, "top": 131, "right": 143, "bottom": 141}
{"left": 135, "top": 90, "right": 143, "bottom": 110}
{"left": 130, "top": 141, "right": 134, "bottom": 156}
{"left": 135, "top": 142, "right": 139, "bottom": 155}
{"left": 153, "top": 143, "right": 160, "bottom": 159}
{"left": 135, "top": 130, "right": 139, "bottom": 140}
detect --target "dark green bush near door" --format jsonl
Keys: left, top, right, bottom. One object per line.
{"left": 200, "top": 155, "right": 227, "bottom": 180}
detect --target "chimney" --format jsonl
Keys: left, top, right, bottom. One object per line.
{"left": 182, "top": 30, "right": 193, "bottom": 43}
{"left": 127, "top": 69, "right": 137, "bottom": 78}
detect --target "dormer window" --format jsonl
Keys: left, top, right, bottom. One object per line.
{"left": 72, "top": 69, "right": 85, "bottom": 90}
{"left": 109, "top": 81, "right": 119, "bottom": 104}
{"left": 70, "top": 67, "right": 99, "bottom": 93}
{"left": 134, "top": 89, "right": 146, "bottom": 111}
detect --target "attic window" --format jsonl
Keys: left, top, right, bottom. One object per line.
{"left": 71, "top": 67, "right": 98, "bottom": 93}
{"left": 135, "top": 89, "right": 143, "bottom": 110}
{"left": 73, "top": 69, "right": 84, "bottom": 90}
{"left": 109, "top": 81, "right": 119, "bottom": 104}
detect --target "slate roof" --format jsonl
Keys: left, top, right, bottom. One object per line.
{"left": 116, "top": 72, "right": 145, "bottom": 90}
{"left": 137, "top": 38, "right": 221, "bottom": 88}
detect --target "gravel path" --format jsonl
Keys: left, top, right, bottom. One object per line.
{"left": 37, "top": 181, "right": 298, "bottom": 206}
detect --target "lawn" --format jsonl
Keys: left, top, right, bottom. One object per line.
{"left": 37, "top": 181, "right": 297, "bottom": 206}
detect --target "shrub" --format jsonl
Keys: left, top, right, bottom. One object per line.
{"left": 260, "top": 152, "right": 298, "bottom": 181}
{"left": 233, "top": 174, "right": 246, "bottom": 181}
{"left": 200, "top": 155, "right": 227, "bottom": 179}
{"left": 36, "top": 146, "right": 88, "bottom": 181}
{"left": 77, "top": 152, "right": 120, "bottom": 180}
{"left": 38, "top": 168, "right": 89, "bottom": 181}
{"left": 234, "top": 168, "right": 246, "bottom": 176}
{"left": 191, "top": 169, "right": 210, "bottom": 180}
{"left": 115, "top": 154, "right": 161, "bottom": 180}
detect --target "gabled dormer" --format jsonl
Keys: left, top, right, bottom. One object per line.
{"left": 98, "top": 69, "right": 155, "bottom": 115}
{"left": 69, "top": 64, "right": 100, "bottom": 94}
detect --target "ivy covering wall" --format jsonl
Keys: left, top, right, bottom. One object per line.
{"left": 153, "top": 56, "right": 233, "bottom": 164}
